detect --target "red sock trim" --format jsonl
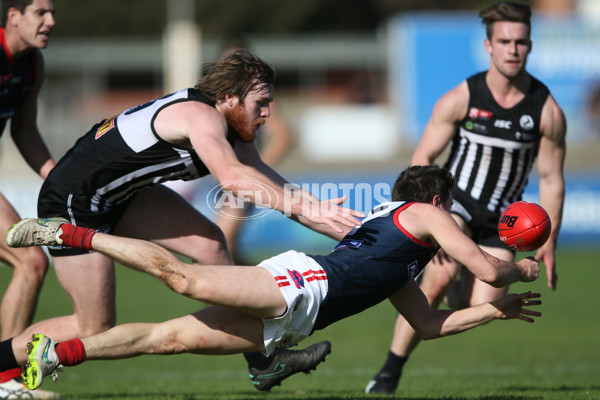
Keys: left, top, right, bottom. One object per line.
{"left": 59, "top": 224, "right": 96, "bottom": 250}
{"left": 0, "top": 367, "right": 21, "bottom": 382}
{"left": 55, "top": 339, "right": 86, "bottom": 367}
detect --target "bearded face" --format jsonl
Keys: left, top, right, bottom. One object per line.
{"left": 223, "top": 83, "right": 272, "bottom": 142}
{"left": 225, "top": 101, "right": 265, "bottom": 142}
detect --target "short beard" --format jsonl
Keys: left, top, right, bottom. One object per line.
{"left": 226, "top": 103, "right": 255, "bottom": 142}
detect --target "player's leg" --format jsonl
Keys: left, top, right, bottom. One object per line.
{"left": 87, "top": 306, "right": 266, "bottom": 359}
{"left": 463, "top": 245, "right": 514, "bottom": 306}
{"left": 452, "top": 217, "right": 515, "bottom": 308}
{"left": 90, "top": 231, "right": 287, "bottom": 318}
{"left": 366, "top": 215, "right": 470, "bottom": 395}
{"left": 7, "top": 251, "right": 116, "bottom": 366}
{"left": 114, "top": 184, "right": 232, "bottom": 265}
{"left": 214, "top": 197, "right": 252, "bottom": 264}
{"left": 0, "top": 194, "right": 48, "bottom": 340}
{"left": 22, "top": 306, "right": 267, "bottom": 390}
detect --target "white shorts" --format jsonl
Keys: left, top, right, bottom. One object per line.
{"left": 257, "top": 250, "right": 329, "bottom": 356}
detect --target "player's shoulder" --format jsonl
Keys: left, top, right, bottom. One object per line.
{"left": 169, "top": 93, "right": 222, "bottom": 120}
{"left": 432, "top": 81, "right": 470, "bottom": 121}
{"left": 539, "top": 96, "right": 567, "bottom": 143}
{"left": 440, "top": 80, "right": 469, "bottom": 102}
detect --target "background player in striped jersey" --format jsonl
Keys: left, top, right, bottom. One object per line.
{"left": 0, "top": 1, "right": 58, "bottom": 398}
{"left": 6, "top": 165, "right": 542, "bottom": 393}
{"left": 366, "top": 1, "right": 566, "bottom": 394}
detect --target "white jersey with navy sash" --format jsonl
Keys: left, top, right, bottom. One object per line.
{"left": 45, "top": 88, "right": 228, "bottom": 213}
{"left": 445, "top": 71, "right": 549, "bottom": 213}
{"left": 309, "top": 201, "right": 438, "bottom": 331}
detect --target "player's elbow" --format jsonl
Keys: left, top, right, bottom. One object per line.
{"left": 410, "top": 318, "right": 442, "bottom": 341}
{"left": 415, "top": 325, "right": 441, "bottom": 341}
{"left": 476, "top": 269, "right": 504, "bottom": 287}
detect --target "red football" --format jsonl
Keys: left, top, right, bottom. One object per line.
{"left": 498, "top": 201, "right": 551, "bottom": 252}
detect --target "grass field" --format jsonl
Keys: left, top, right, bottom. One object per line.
{"left": 1, "top": 248, "right": 599, "bottom": 399}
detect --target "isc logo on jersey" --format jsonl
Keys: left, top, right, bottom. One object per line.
{"left": 494, "top": 119, "right": 512, "bottom": 129}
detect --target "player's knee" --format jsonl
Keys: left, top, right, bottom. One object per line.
{"left": 422, "top": 275, "right": 454, "bottom": 305}
{"left": 10, "top": 248, "right": 49, "bottom": 283}
{"left": 78, "top": 319, "right": 115, "bottom": 338}
{"left": 186, "top": 228, "right": 232, "bottom": 265}
{"left": 76, "top": 312, "right": 116, "bottom": 337}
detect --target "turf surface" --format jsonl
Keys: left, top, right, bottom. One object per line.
{"left": 1, "top": 248, "right": 598, "bottom": 399}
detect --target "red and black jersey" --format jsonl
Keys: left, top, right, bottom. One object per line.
{"left": 310, "top": 201, "right": 437, "bottom": 330}
{"left": 0, "top": 27, "right": 38, "bottom": 136}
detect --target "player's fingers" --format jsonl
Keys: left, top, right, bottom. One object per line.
{"left": 517, "top": 315, "right": 535, "bottom": 323}
{"left": 327, "top": 198, "right": 365, "bottom": 219}
{"left": 520, "top": 308, "right": 542, "bottom": 317}
{"left": 328, "top": 196, "right": 347, "bottom": 205}
{"left": 549, "top": 273, "right": 557, "bottom": 290}
{"left": 329, "top": 206, "right": 363, "bottom": 226}
{"left": 324, "top": 218, "right": 344, "bottom": 233}
{"left": 334, "top": 214, "right": 362, "bottom": 228}
{"left": 520, "top": 291, "right": 541, "bottom": 299}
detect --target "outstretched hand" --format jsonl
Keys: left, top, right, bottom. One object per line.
{"left": 491, "top": 291, "right": 542, "bottom": 323}
{"left": 305, "top": 196, "right": 365, "bottom": 233}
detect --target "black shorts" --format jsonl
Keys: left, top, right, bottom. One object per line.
{"left": 37, "top": 179, "right": 131, "bottom": 257}
{"left": 450, "top": 189, "right": 514, "bottom": 252}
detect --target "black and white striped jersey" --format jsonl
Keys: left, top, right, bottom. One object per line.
{"left": 46, "top": 88, "right": 230, "bottom": 213}
{"left": 444, "top": 72, "right": 549, "bottom": 213}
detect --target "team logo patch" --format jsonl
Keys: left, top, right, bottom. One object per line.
{"left": 287, "top": 269, "right": 305, "bottom": 289}
{"left": 333, "top": 239, "right": 362, "bottom": 251}
{"left": 407, "top": 260, "right": 418, "bottom": 280}
{"left": 95, "top": 116, "right": 116, "bottom": 140}
{"left": 468, "top": 107, "right": 493, "bottom": 120}
{"left": 520, "top": 115, "right": 534, "bottom": 130}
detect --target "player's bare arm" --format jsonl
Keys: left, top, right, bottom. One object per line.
{"left": 155, "top": 101, "right": 362, "bottom": 232}
{"left": 233, "top": 140, "right": 357, "bottom": 240}
{"left": 535, "top": 94, "right": 566, "bottom": 290}
{"left": 411, "top": 81, "right": 470, "bottom": 166}
{"left": 401, "top": 203, "right": 539, "bottom": 286}
{"left": 10, "top": 52, "right": 55, "bottom": 179}
{"left": 388, "top": 280, "right": 541, "bottom": 340}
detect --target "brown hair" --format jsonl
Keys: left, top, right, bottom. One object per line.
{"left": 392, "top": 165, "right": 455, "bottom": 204}
{"left": 195, "top": 49, "right": 275, "bottom": 104}
{"left": 2, "top": 0, "right": 34, "bottom": 25}
{"left": 479, "top": 1, "right": 532, "bottom": 39}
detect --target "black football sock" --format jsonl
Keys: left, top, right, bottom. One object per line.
{"left": 0, "top": 339, "right": 19, "bottom": 371}
{"left": 378, "top": 351, "right": 408, "bottom": 379}
{"left": 244, "top": 351, "right": 272, "bottom": 370}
